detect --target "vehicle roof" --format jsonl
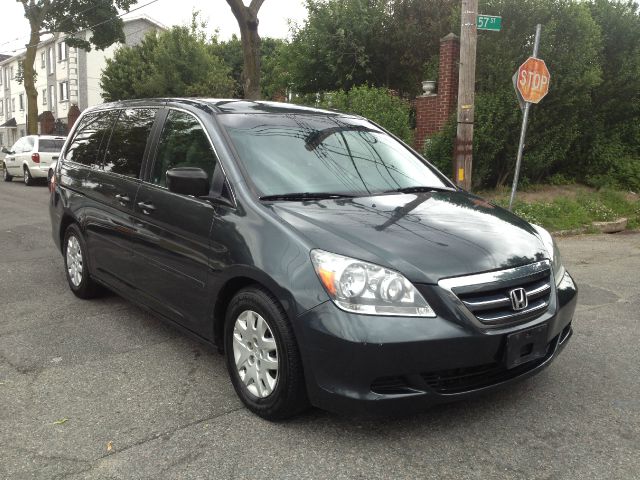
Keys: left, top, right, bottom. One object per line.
{"left": 91, "top": 98, "right": 353, "bottom": 117}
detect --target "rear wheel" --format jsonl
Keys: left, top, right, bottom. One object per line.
{"left": 224, "top": 287, "right": 308, "bottom": 420}
{"left": 23, "top": 166, "right": 34, "bottom": 186}
{"left": 2, "top": 164, "right": 12, "bottom": 182}
{"left": 63, "top": 224, "right": 100, "bottom": 299}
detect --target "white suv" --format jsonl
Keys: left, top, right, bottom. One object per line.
{"left": 2, "top": 135, "right": 66, "bottom": 186}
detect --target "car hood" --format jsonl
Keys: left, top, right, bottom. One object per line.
{"left": 268, "top": 191, "right": 549, "bottom": 284}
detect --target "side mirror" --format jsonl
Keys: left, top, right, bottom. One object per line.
{"left": 166, "top": 167, "right": 210, "bottom": 197}
{"left": 1, "top": 147, "right": 11, "bottom": 154}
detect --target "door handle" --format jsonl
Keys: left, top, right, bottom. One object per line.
{"left": 137, "top": 201, "right": 156, "bottom": 214}
{"left": 115, "top": 194, "right": 130, "bottom": 205}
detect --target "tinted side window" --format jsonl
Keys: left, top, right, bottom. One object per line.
{"left": 151, "top": 110, "right": 217, "bottom": 187}
{"left": 65, "top": 111, "right": 117, "bottom": 168}
{"left": 103, "top": 108, "right": 157, "bottom": 178}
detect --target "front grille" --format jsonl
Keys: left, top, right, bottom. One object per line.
{"left": 421, "top": 340, "right": 555, "bottom": 394}
{"left": 443, "top": 262, "right": 553, "bottom": 327}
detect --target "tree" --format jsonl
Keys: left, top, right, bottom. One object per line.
{"left": 286, "top": 0, "right": 457, "bottom": 97}
{"left": 225, "top": 0, "right": 267, "bottom": 100}
{"left": 17, "top": 0, "right": 137, "bottom": 135}
{"left": 211, "top": 35, "right": 287, "bottom": 99}
{"left": 100, "top": 24, "right": 235, "bottom": 101}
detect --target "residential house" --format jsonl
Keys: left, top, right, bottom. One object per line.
{"left": 0, "top": 15, "right": 164, "bottom": 150}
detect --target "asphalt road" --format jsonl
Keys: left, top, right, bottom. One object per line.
{"left": 0, "top": 179, "right": 638, "bottom": 480}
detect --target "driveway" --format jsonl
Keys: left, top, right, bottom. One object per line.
{"left": 0, "top": 179, "right": 638, "bottom": 479}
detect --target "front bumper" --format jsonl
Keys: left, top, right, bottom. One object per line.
{"left": 295, "top": 271, "right": 578, "bottom": 415}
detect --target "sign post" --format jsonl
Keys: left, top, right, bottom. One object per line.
{"left": 509, "top": 24, "right": 550, "bottom": 211}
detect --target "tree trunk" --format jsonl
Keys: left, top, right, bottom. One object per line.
{"left": 226, "top": 0, "right": 264, "bottom": 100}
{"left": 24, "top": 22, "right": 41, "bottom": 135}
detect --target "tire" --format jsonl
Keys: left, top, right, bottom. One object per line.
{"left": 63, "top": 224, "right": 100, "bottom": 299}
{"left": 2, "top": 164, "right": 12, "bottom": 182}
{"left": 224, "top": 286, "right": 308, "bottom": 420}
{"left": 23, "top": 166, "right": 35, "bottom": 186}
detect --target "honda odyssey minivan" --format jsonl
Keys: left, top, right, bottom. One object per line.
{"left": 49, "top": 99, "right": 577, "bottom": 419}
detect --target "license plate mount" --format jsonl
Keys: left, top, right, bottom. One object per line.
{"left": 505, "top": 324, "right": 548, "bottom": 369}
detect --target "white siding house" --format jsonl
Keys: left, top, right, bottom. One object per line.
{"left": 0, "top": 16, "right": 164, "bottom": 149}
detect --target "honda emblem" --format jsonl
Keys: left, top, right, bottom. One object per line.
{"left": 509, "top": 288, "right": 528, "bottom": 311}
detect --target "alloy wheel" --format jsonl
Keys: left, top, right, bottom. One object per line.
{"left": 66, "top": 235, "right": 83, "bottom": 287}
{"left": 232, "top": 310, "right": 279, "bottom": 398}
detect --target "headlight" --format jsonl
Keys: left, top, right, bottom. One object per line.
{"left": 310, "top": 249, "right": 436, "bottom": 317}
{"left": 532, "top": 225, "right": 566, "bottom": 285}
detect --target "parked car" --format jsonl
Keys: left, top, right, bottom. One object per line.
{"left": 3, "top": 135, "right": 65, "bottom": 185}
{"left": 49, "top": 99, "right": 578, "bottom": 420}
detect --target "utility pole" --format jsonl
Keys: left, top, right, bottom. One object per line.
{"left": 454, "top": 0, "right": 478, "bottom": 191}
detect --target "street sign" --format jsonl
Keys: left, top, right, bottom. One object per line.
{"left": 477, "top": 15, "right": 502, "bottom": 31}
{"left": 516, "top": 57, "right": 550, "bottom": 104}
{"left": 512, "top": 71, "right": 526, "bottom": 112}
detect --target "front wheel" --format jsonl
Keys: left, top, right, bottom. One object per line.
{"left": 63, "top": 224, "right": 100, "bottom": 299}
{"left": 224, "top": 287, "right": 308, "bottom": 420}
{"left": 2, "top": 164, "right": 12, "bottom": 182}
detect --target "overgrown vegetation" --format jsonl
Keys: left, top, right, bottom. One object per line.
{"left": 490, "top": 188, "right": 640, "bottom": 231}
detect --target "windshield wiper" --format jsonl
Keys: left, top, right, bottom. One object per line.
{"left": 384, "top": 186, "right": 457, "bottom": 194}
{"left": 260, "top": 192, "right": 356, "bottom": 201}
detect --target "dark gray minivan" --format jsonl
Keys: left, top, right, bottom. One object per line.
{"left": 50, "top": 99, "right": 577, "bottom": 419}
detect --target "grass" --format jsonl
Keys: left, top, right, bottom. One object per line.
{"left": 485, "top": 186, "right": 640, "bottom": 232}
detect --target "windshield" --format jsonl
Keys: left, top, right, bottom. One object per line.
{"left": 219, "top": 114, "right": 450, "bottom": 198}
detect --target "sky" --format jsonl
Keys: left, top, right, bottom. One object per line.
{"left": 0, "top": 0, "right": 309, "bottom": 57}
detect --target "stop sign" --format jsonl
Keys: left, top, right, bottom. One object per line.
{"left": 516, "top": 57, "right": 550, "bottom": 104}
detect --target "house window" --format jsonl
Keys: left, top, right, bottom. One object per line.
{"left": 5, "top": 99, "right": 9, "bottom": 114}
{"left": 0, "top": 68, "right": 3, "bottom": 86}
{"left": 41, "top": 52, "right": 46, "bottom": 69}
{"left": 47, "top": 47, "right": 54, "bottom": 74}
{"left": 59, "top": 81, "right": 69, "bottom": 101}
{"left": 9, "top": 67, "right": 14, "bottom": 80}
{"left": 0, "top": 101, "right": 3, "bottom": 116}
{"left": 49, "top": 85, "right": 55, "bottom": 106}
{"left": 57, "top": 42, "right": 67, "bottom": 61}
{"left": 19, "top": 94, "right": 24, "bottom": 111}
{"left": 12, "top": 98, "right": 16, "bottom": 113}
{"left": 42, "top": 89, "right": 47, "bottom": 105}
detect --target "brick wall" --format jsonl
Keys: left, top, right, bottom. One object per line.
{"left": 414, "top": 33, "right": 460, "bottom": 152}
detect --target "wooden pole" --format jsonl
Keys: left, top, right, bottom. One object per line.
{"left": 453, "top": 0, "right": 478, "bottom": 191}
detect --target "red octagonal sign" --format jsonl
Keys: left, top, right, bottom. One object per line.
{"left": 516, "top": 57, "right": 550, "bottom": 104}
